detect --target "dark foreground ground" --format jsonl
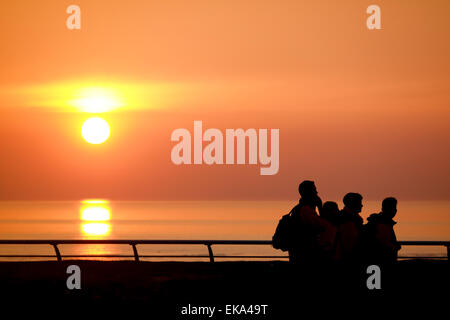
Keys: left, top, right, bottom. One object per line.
{"left": 0, "top": 259, "right": 448, "bottom": 318}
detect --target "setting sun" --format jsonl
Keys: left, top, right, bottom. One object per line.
{"left": 81, "top": 117, "right": 110, "bottom": 144}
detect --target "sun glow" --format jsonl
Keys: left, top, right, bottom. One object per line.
{"left": 81, "top": 117, "right": 110, "bottom": 144}
{"left": 2, "top": 80, "right": 184, "bottom": 114}
{"left": 70, "top": 87, "right": 123, "bottom": 113}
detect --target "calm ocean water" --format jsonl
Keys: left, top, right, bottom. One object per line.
{"left": 0, "top": 200, "right": 449, "bottom": 260}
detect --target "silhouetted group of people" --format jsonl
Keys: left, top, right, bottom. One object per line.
{"left": 273, "top": 180, "right": 401, "bottom": 267}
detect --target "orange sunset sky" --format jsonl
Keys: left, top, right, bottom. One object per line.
{"left": 0, "top": 0, "right": 449, "bottom": 201}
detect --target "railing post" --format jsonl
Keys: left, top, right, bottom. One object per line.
{"left": 206, "top": 243, "right": 214, "bottom": 263}
{"left": 51, "top": 243, "right": 62, "bottom": 262}
{"left": 131, "top": 243, "right": 140, "bottom": 262}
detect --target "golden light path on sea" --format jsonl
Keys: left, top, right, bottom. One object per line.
{"left": 80, "top": 199, "right": 111, "bottom": 237}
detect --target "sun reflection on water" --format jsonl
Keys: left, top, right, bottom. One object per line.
{"left": 80, "top": 199, "right": 111, "bottom": 237}
{"left": 81, "top": 223, "right": 110, "bottom": 236}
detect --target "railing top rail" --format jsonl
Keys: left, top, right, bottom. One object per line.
{"left": 0, "top": 240, "right": 448, "bottom": 245}
{"left": 398, "top": 241, "right": 450, "bottom": 246}
{"left": 0, "top": 240, "right": 272, "bottom": 245}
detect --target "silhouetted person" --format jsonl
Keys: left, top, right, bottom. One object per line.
{"left": 321, "top": 201, "right": 340, "bottom": 226}
{"left": 288, "top": 180, "right": 326, "bottom": 264}
{"left": 318, "top": 201, "right": 340, "bottom": 261}
{"left": 365, "top": 197, "right": 401, "bottom": 265}
{"left": 336, "top": 193, "right": 364, "bottom": 263}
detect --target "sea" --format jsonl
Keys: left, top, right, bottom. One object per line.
{"left": 0, "top": 200, "right": 448, "bottom": 261}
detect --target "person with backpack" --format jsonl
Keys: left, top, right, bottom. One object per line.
{"left": 364, "top": 197, "right": 401, "bottom": 265}
{"left": 272, "top": 180, "right": 326, "bottom": 264}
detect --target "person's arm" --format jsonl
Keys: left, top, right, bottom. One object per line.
{"left": 315, "top": 196, "right": 323, "bottom": 215}
{"left": 299, "top": 206, "right": 326, "bottom": 232}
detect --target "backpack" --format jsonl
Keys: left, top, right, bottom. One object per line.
{"left": 272, "top": 205, "right": 301, "bottom": 251}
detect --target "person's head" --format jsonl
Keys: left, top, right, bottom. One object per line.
{"left": 343, "top": 193, "right": 363, "bottom": 214}
{"left": 321, "top": 201, "right": 339, "bottom": 219}
{"left": 381, "top": 197, "right": 397, "bottom": 219}
{"left": 298, "top": 180, "right": 318, "bottom": 200}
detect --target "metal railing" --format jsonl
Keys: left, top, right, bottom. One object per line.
{"left": 0, "top": 240, "right": 448, "bottom": 262}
